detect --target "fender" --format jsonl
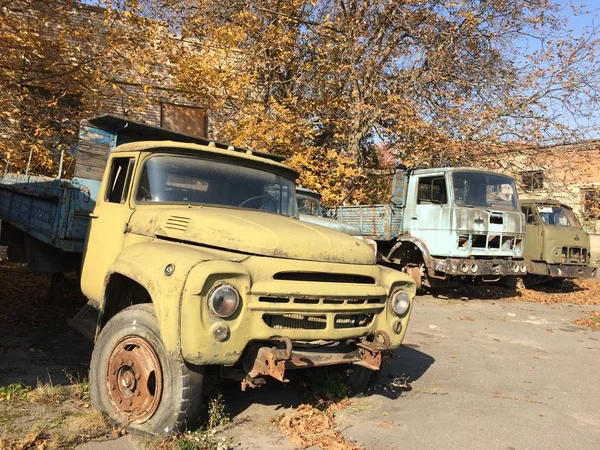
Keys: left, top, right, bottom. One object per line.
{"left": 387, "top": 235, "right": 434, "bottom": 269}
{"left": 101, "top": 241, "right": 247, "bottom": 357}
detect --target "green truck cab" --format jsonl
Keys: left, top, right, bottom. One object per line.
{"left": 521, "top": 198, "right": 597, "bottom": 280}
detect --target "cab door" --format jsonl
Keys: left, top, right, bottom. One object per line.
{"left": 522, "top": 206, "right": 543, "bottom": 261}
{"left": 406, "top": 173, "right": 449, "bottom": 256}
{"left": 80, "top": 154, "right": 137, "bottom": 303}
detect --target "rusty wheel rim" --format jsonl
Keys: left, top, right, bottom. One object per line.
{"left": 107, "top": 336, "right": 163, "bottom": 422}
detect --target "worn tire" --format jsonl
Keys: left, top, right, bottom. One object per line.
{"left": 90, "top": 304, "right": 204, "bottom": 435}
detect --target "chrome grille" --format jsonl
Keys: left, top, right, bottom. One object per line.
{"left": 263, "top": 313, "right": 327, "bottom": 330}
{"left": 258, "top": 296, "right": 385, "bottom": 305}
{"left": 273, "top": 271, "right": 375, "bottom": 284}
{"left": 334, "top": 313, "right": 374, "bottom": 329}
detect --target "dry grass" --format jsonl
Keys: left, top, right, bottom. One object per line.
{"left": 27, "top": 381, "right": 70, "bottom": 404}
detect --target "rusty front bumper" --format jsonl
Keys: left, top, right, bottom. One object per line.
{"left": 429, "top": 257, "right": 526, "bottom": 277}
{"left": 547, "top": 264, "right": 598, "bottom": 278}
{"left": 240, "top": 332, "right": 391, "bottom": 391}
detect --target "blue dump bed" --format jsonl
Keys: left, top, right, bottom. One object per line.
{"left": 0, "top": 173, "right": 94, "bottom": 253}
{"left": 335, "top": 204, "right": 404, "bottom": 241}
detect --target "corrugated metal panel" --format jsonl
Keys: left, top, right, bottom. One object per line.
{"left": 336, "top": 204, "right": 403, "bottom": 240}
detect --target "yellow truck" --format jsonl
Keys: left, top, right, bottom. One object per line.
{"left": 0, "top": 116, "right": 415, "bottom": 435}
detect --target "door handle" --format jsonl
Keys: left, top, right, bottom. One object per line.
{"left": 411, "top": 216, "right": 418, "bottom": 220}
{"left": 89, "top": 213, "right": 99, "bottom": 219}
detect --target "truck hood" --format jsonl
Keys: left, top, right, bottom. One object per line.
{"left": 299, "top": 214, "right": 361, "bottom": 235}
{"left": 128, "top": 206, "right": 376, "bottom": 265}
{"left": 541, "top": 225, "right": 590, "bottom": 262}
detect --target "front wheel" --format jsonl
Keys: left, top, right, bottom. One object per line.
{"left": 90, "top": 304, "right": 204, "bottom": 435}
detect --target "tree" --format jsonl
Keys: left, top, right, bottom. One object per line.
{"left": 134, "top": 0, "right": 599, "bottom": 205}
{"left": 0, "top": 0, "right": 164, "bottom": 176}
{"left": 3, "top": 1, "right": 599, "bottom": 206}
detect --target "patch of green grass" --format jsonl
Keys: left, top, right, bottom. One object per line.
{"left": 0, "top": 383, "right": 30, "bottom": 402}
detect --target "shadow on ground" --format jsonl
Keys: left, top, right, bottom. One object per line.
{"left": 0, "top": 261, "right": 91, "bottom": 387}
{"left": 220, "top": 344, "right": 435, "bottom": 420}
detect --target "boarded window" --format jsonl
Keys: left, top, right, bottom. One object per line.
{"left": 161, "top": 103, "right": 207, "bottom": 137}
{"left": 521, "top": 170, "right": 544, "bottom": 191}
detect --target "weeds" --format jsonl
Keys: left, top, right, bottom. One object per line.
{"left": 207, "top": 393, "right": 230, "bottom": 429}
{"left": 0, "top": 383, "right": 30, "bottom": 402}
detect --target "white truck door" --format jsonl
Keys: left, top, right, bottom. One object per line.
{"left": 405, "top": 173, "right": 449, "bottom": 256}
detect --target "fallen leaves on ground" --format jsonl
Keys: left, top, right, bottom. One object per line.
{"left": 573, "top": 311, "right": 600, "bottom": 331}
{"left": 514, "top": 278, "right": 600, "bottom": 305}
{"left": 274, "top": 400, "right": 361, "bottom": 450}
{"left": 435, "top": 277, "right": 600, "bottom": 305}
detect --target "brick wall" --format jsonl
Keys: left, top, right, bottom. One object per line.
{"left": 479, "top": 140, "right": 600, "bottom": 234}
{"left": 7, "top": 0, "right": 209, "bottom": 135}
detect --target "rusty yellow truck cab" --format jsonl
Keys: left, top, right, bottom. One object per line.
{"left": 521, "top": 198, "right": 597, "bottom": 280}
{"left": 81, "top": 140, "right": 415, "bottom": 435}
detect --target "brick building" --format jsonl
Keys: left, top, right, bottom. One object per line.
{"left": 4, "top": 0, "right": 209, "bottom": 139}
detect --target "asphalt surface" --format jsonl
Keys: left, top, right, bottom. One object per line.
{"left": 74, "top": 295, "right": 600, "bottom": 449}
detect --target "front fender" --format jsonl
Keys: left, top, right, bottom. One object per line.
{"left": 103, "top": 241, "right": 243, "bottom": 358}
{"left": 388, "top": 236, "right": 432, "bottom": 266}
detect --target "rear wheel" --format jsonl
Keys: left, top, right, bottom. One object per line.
{"left": 90, "top": 304, "right": 204, "bottom": 435}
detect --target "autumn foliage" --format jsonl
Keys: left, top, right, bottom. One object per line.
{"left": 1, "top": 0, "right": 599, "bottom": 205}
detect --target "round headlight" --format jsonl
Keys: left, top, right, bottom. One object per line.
{"left": 390, "top": 290, "right": 410, "bottom": 316}
{"left": 470, "top": 263, "right": 478, "bottom": 273}
{"left": 208, "top": 284, "right": 240, "bottom": 318}
{"left": 520, "top": 264, "right": 527, "bottom": 274}
{"left": 460, "top": 263, "right": 469, "bottom": 273}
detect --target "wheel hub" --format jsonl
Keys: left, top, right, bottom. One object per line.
{"left": 107, "top": 336, "right": 163, "bottom": 422}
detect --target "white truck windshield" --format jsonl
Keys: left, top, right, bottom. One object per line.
{"left": 136, "top": 154, "right": 298, "bottom": 217}
{"left": 452, "top": 172, "right": 519, "bottom": 211}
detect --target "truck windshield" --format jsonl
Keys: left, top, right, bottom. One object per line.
{"left": 297, "top": 193, "right": 322, "bottom": 216}
{"left": 537, "top": 205, "right": 580, "bottom": 228}
{"left": 452, "top": 172, "right": 519, "bottom": 211}
{"left": 136, "top": 154, "right": 298, "bottom": 217}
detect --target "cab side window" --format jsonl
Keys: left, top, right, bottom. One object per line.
{"left": 106, "top": 158, "right": 134, "bottom": 204}
{"left": 417, "top": 176, "right": 447, "bottom": 204}
{"left": 522, "top": 207, "right": 536, "bottom": 224}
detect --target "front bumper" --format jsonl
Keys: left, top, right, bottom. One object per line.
{"left": 240, "top": 332, "right": 391, "bottom": 390}
{"left": 547, "top": 264, "right": 597, "bottom": 278}
{"left": 428, "top": 257, "right": 526, "bottom": 277}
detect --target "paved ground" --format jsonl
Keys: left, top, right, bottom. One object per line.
{"left": 82, "top": 295, "right": 600, "bottom": 449}
{"left": 2, "top": 289, "right": 599, "bottom": 449}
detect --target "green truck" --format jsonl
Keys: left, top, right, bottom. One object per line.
{"left": 521, "top": 198, "right": 597, "bottom": 282}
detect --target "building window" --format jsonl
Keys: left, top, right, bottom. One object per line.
{"left": 582, "top": 188, "right": 600, "bottom": 233}
{"left": 161, "top": 103, "right": 208, "bottom": 137}
{"left": 521, "top": 170, "right": 544, "bottom": 191}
